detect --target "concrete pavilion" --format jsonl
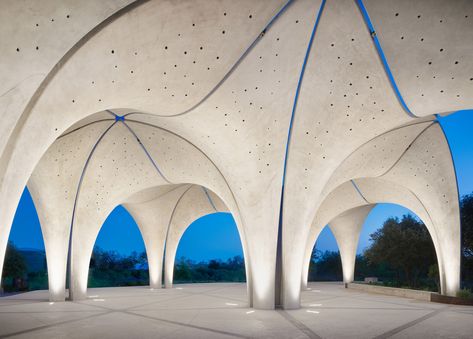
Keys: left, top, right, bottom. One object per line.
{"left": 0, "top": 0, "right": 472, "bottom": 314}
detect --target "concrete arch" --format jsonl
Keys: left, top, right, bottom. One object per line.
{"left": 299, "top": 120, "right": 460, "bottom": 299}
{"left": 301, "top": 176, "right": 456, "bottom": 297}
{"left": 292, "top": 118, "right": 460, "bottom": 310}
{"left": 1, "top": 0, "right": 468, "bottom": 311}
{"left": 163, "top": 186, "right": 230, "bottom": 288}
{"left": 22, "top": 109, "right": 247, "bottom": 300}
{"left": 302, "top": 206, "right": 373, "bottom": 288}
{"left": 123, "top": 185, "right": 192, "bottom": 290}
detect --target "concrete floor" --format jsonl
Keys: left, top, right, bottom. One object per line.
{"left": 0, "top": 282, "right": 472, "bottom": 339}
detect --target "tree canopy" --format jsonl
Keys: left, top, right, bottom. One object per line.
{"left": 363, "top": 214, "right": 437, "bottom": 288}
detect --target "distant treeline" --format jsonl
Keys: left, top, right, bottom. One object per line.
{"left": 173, "top": 256, "right": 245, "bottom": 283}
{"left": 0, "top": 244, "right": 245, "bottom": 292}
{"left": 2, "top": 193, "right": 472, "bottom": 293}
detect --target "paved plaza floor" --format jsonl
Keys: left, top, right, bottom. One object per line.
{"left": 0, "top": 282, "right": 472, "bottom": 338}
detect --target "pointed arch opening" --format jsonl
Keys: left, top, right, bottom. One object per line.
{"left": 87, "top": 205, "right": 149, "bottom": 289}
{"left": 2, "top": 187, "right": 47, "bottom": 295}
{"left": 172, "top": 212, "right": 245, "bottom": 285}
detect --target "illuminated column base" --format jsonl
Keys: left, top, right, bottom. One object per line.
{"left": 329, "top": 206, "right": 373, "bottom": 283}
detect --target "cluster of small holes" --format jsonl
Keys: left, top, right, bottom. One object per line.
{"left": 45, "top": 122, "right": 113, "bottom": 202}
{"left": 78, "top": 124, "right": 162, "bottom": 213}
{"left": 65, "top": 6, "right": 266, "bottom": 107}
{"left": 128, "top": 122, "right": 222, "bottom": 187}
{"left": 386, "top": 128, "right": 452, "bottom": 206}
{"left": 156, "top": 13, "right": 307, "bottom": 178}
{"left": 388, "top": 8, "right": 472, "bottom": 106}
{"left": 15, "top": 14, "right": 72, "bottom": 54}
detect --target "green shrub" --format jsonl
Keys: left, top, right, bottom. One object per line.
{"left": 456, "top": 288, "right": 473, "bottom": 299}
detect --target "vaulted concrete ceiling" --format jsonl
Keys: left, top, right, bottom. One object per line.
{"left": 0, "top": 0, "right": 471, "bottom": 309}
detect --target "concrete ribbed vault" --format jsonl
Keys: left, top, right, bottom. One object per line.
{"left": 1, "top": 0, "right": 471, "bottom": 309}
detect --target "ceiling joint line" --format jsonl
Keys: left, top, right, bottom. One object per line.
{"left": 351, "top": 179, "right": 370, "bottom": 204}
{"left": 0, "top": 0, "right": 150, "bottom": 178}
{"left": 281, "top": 0, "right": 326, "bottom": 185}
{"left": 121, "top": 121, "right": 172, "bottom": 184}
{"left": 123, "top": 118, "right": 244, "bottom": 229}
{"left": 356, "top": 0, "right": 418, "bottom": 119}
{"left": 57, "top": 119, "right": 115, "bottom": 140}
{"left": 320, "top": 120, "right": 436, "bottom": 196}
{"left": 119, "top": 0, "right": 295, "bottom": 120}
{"left": 275, "top": 0, "right": 326, "bottom": 306}
{"left": 67, "top": 120, "right": 118, "bottom": 299}
{"left": 105, "top": 109, "right": 118, "bottom": 118}
{"left": 434, "top": 114, "right": 461, "bottom": 210}
{"left": 162, "top": 185, "right": 194, "bottom": 270}
{"left": 377, "top": 121, "right": 436, "bottom": 177}
{"left": 202, "top": 187, "right": 218, "bottom": 212}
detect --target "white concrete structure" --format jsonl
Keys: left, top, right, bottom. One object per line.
{"left": 0, "top": 0, "right": 471, "bottom": 309}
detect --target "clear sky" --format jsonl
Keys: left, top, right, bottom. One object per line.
{"left": 7, "top": 110, "right": 473, "bottom": 260}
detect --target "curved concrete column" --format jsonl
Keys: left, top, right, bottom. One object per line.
{"left": 0, "top": 0, "right": 289, "bottom": 292}
{"left": 0, "top": 0, "right": 135, "bottom": 293}
{"left": 69, "top": 123, "right": 166, "bottom": 300}
{"left": 26, "top": 120, "right": 114, "bottom": 301}
{"left": 142, "top": 0, "right": 320, "bottom": 309}
{"left": 300, "top": 121, "right": 459, "bottom": 297}
{"left": 123, "top": 185, "right": 191, "bottom": 289}
{"left": 0, "top": 0, "right": 467, "bottom": 310}
{"left": 281, "top": 0, "right": 415, "bottom": 310}
{"left": 328, "top": 206, "right": 374, "bottom": 283}
{"left": 301, "top": 181, "right": 368, "bottom": 290}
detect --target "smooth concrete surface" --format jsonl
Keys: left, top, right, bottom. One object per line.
{"left": 1, "top": 0, "right": 470, "bottom": 309}
{"left": 0, "top": 283, "right": 472, "bottom": 339}
{"left": 347, "top": 283, "right": 433, "bottom": 302}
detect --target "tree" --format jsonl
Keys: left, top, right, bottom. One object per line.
{"left": 461, "top": 194, "right": 473, "bottom": 286}
{"left": 309, "top": 249, "right": 342, "bottom": 281}
{"left": 174, "top": 257, "right": 192, "bottom": 281}
{"left": 364, "top": 215, "right": 437, "bottom": 288}
{"left": 2, "top": 242, "right": 27, "bottom": 290}
{"left": 461, "top": 194, "right": 473, "bottom": 257}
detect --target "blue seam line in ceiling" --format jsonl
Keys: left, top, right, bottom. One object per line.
{"left": 274, "top": 0, "right": 326, "bottom": 306}
{"left": 67, "top": 120, "right": 117, "bottom": 298}
{"left": 123, "top": 118, "right": 245, "bottom": 227}
{"left": 351, "top": 179, "right": 370, "bottom": 204}
{"left": 356, "top": 0, "right": 418, "bottom": 119}
{"left": 107, "top": 110, "right": 171, "bottom": 184}
{"left": 202, "top": 187, "right": 218, "bottom": 212}
{"left": 122, "top": 0, "right": 295, "bottom": 119}
{"left": 281, "top": 0, "right": 326, "bottom": 185}
{"left": 121, "top": 121, "right": 172, "bottom": 184}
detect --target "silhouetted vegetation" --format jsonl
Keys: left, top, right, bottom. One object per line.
{"left": 0, "top": 242, "right": 47, "bottom": 292}
{"left": 88, "top": 247, "right": 149, "bottom": 287}
{"left": 309, "top": 193, "right": 473, "bottom": 292}
{"left": 173, "top": 256, "right": 245, "bottom": 283}
{"left": 2, "top": 193, "right": 472, "bottom": 293}
{"left": 461, "top": 193, "right": 473, "bottom": 289}
{"left": 1, "top": 244, "right": 246, "bottom": 292}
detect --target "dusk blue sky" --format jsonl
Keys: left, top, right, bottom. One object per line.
{"left": 8, "top": 110, "right": 473, "bottom": 261}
